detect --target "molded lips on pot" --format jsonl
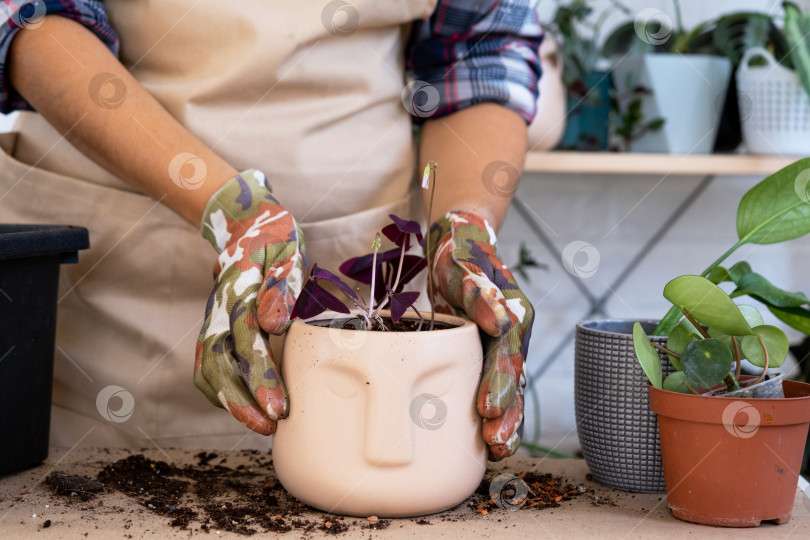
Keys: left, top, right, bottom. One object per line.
{"left": 574, "top": 320, "right": 673, "bottom": 493}
{"left": 274, "top": 310, "right": 487, "bottom": 517}
{"left": 649, "top": 380, "right": 810, "bottom": 527}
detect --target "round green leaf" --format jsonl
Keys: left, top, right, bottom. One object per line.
{"left": 708, "top": 305, "right": 764, "bottom": 339}
{"left": 740, "top": 325, "right": 790, "bottom": 368}
{"left": 663, "top": 371, "right": 694, "bottom": 394}
{"left": 665, "top": 319, "right": 700, "bottom": 371}
{"left": 737, "top": 304, "right": 766, "bottom": 327}
{"left": 713, "top": 334, "right": 741, "bottom": 359}
{"left": 681, "top": 338, "right": 734, "bottom": 389}
{"left": 633, "top": 322, "right": 662, "bottom": 389}
{"left": 663, "top": 276, "right": 755, "bottom": 336}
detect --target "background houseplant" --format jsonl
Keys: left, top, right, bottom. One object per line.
{"left": 633, "top": 276, "right": 810, "bottom": 526}
{"left": 604, "top": 0, "right": 732, "bottom": 153}
{"left": 541, "top": 0, "right": 627, "bottom": 151}
{"left": 574, "top": 155, "right": 810, "bottom": 493}
{"left": 736, "top": 2, "right": 810, "bottom": 155}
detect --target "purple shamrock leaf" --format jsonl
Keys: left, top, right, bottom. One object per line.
{"left": 339, "top": 249, "right": 401, "bottom": 285}
{"left": 393, "top": 255, "right": 427, "bottom": 290}
{"left": 340, "top": 249, "right": 404, "bottom": 303}
{"left": 388, "top": 291, "right": 420, "bottom": 323}
{"left": 382, "top": 214, "right": 423, "bottom": 251}
{"left": 291, "top": 278, "right": 349, "bottom": 320}
{"left": 311, "top": 263, "right": 363, "bottom": 305}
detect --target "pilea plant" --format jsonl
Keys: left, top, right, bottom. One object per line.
{"left": 633, "top": 156, "right": 810, "bottom": 394}
{"left": 290, "top": 163, "right": 439, "bottom": 330}
{"left": 633, "top": 274, "right": 794, "bottom": 394}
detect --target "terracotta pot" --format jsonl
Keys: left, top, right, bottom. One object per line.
{"left": 649, "top": 379, "right": 810, "bottom": 527}
{"left": 273, "top": 310, "right": 486, "bottom": 517}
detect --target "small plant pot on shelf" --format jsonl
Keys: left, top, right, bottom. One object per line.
{"left": 574, "top": 320, "right": 674, "bottom": 493}
{"left": 273, "top": 310, "right": 486, "bottom": 518}
{"left": 557, "top": 71, "right": 612, "bottom": 151}
{"left": 0, "top": 224, "right": 90, "bottom": 476}
{"left": 611, "top": 54, "right": 731, "bottom": 154}
{"left": 650, "top": 378, "right": 810, "bottom": 527}
{"left": 736, "top": 47, "right": 810, "bottom": 156}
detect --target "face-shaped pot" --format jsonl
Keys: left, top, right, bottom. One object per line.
{"left": 273, "top": 311, "right": 486, "bottom": 517}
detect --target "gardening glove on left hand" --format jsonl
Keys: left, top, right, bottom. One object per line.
{"left": 195, "top": 169, "right": 307, "bottom": 436}
{"left": 428, "top": 210, "right": 534, "bottom": 460}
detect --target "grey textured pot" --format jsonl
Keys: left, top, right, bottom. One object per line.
{"left": 574, "top": 320, "right": 674, "bottom": 493}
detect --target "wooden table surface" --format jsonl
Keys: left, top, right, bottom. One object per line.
{"left": 1, "top": 447, "right": 808, "bottom": 539}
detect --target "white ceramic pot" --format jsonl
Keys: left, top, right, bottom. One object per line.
{"left": 611, "top": 54, "right": 731, "bottom": 154}
{"left": 273, "top": 310, "right": 486, "bottom": 517}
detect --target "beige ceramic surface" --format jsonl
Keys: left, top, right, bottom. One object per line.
{"left": 273, "top": 310, "right": 487, "bottom": 517}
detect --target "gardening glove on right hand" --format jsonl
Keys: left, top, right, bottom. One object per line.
{"left": 428, "top": 210, "right": 534, "bottom": 461}
{"left": 195, "top": 169, "right": 307, "bottom": 435}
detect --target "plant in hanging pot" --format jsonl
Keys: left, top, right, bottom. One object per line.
{"left": 604, "top": 0, "right": 732, "bottom": 153}
{"left": 736, "top": 2, "right": 810, "bottom": 156}
{"left": 709, "top": 10, "right": 788, "bottom": 153}
{"left": 272, "top": 165, "right": 487, "bottom": 518}
{"left": 633, "top": 275, "right": 810, "bottom": 527}
{"left": 574, "top": 156, "right": 810, "bottom": 494}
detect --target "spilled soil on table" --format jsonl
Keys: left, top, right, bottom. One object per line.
{"left": 42, "top": 451, "right": 588, "bottom": 536}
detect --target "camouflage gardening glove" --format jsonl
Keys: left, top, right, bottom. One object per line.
{"left": 195, "top": 170, "right": 307, "bottom": 435}
{"left": 428, "top": 210, "right": 534, "bottom": 460}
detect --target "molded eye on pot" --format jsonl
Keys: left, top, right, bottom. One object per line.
{"left": 323, "top": 365, "right": 363, "bottom": 399}
{"left": 412, "top": 364, "right": 456, "bottom": 399}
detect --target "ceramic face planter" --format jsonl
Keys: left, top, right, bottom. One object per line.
{"left": 273, "top": 311, "right": 486, "bottom": 517}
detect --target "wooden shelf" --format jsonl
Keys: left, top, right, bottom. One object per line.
{"left": 523, "top": 151, "right": 796, "bottom": 176}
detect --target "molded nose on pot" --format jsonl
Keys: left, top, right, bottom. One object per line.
{"left": 363, "top": 386, "right": 413, "bottom": 467}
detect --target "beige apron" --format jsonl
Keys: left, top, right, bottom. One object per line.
{"left": 0, "top": 0, "right": 436, "bottom": 449}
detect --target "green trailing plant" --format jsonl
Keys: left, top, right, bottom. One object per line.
{"left": 602, "top": 0, "right": 715, "bottom": 57}
{"left": 610, "top": 84, "right": 665, "bottom": 151}
{"left": 545, "top": 0, "right": 629, "bottom": 91}
{"left": 654, "top": 157, "right": 810, "bottom": 337}
{"left": 634, "top": 157, "right": 810, "bottom": 394}
{"left": 512, "top": 242, "right": 547, "bottom": 283}
{"left": 783, "top": 2, "right": 810, "bottom": 100}
{"left": 712, "top": 11, "right": 789, "bottom": 68}
{"left": 544, "top": 0, "right": 631, "bottom": 151}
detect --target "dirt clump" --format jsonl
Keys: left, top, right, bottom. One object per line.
{"left": 43, "top": 452, "right": 586, "bottom": 536}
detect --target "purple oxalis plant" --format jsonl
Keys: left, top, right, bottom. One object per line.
{"left": 290, "top": 214, "right": 428, "bottom": 330}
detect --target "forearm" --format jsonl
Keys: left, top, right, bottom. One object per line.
{"left": 9, "top": 16, "right": 237, "bottom": 226}
{"left": 418, "top": 103, "right": 527, "bottom": 230}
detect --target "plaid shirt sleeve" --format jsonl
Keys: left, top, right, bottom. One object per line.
{"left": 406, "top": 0, "right": 543, "bottom": 124}
{"left": 0, "top": 0, "right": 119, "bottom": 114}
